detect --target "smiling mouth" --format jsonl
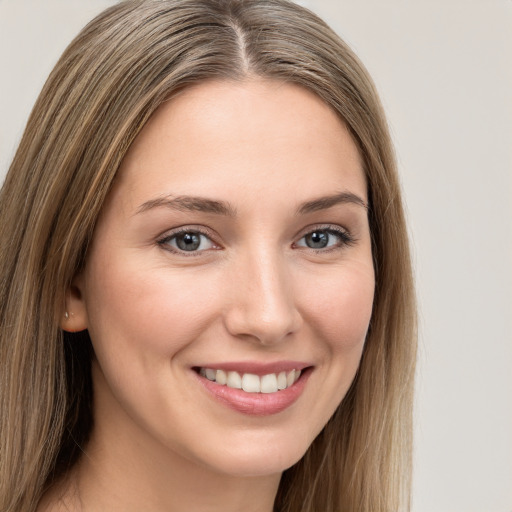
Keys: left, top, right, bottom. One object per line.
{"left": 194, "top": 367, "right": 304, "bottom": 394}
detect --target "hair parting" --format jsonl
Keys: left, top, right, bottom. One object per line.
{"left": 0, "top": 2, "right": 416, "bottom": 511}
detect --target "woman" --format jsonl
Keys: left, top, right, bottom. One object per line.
{"left": 0, "top": 1, "right": 416, "bottom": 511}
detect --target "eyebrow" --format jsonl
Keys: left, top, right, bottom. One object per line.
{"left": 136, "top": 190, "right": 368, "bottom": 217}
{"left": 296, "top": 191, "right": 369, "bottom": 215}
{"left": 136, "top": 195, "right": 237, "bottom": 216}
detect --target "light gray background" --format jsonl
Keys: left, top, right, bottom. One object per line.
{"left": 0, "top": 1, "right": 511, "bottom": 511}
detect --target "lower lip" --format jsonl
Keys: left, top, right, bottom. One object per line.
{"left": 195, "top": 368, "right": 312, "bottom": 416}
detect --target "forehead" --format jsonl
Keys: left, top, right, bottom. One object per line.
{"left": 113, "top": 79, "right": 366, "bottom": 208}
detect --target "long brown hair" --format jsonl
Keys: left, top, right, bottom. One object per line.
{"left": 0, "top": 1, "right": 416, "bottom": 511}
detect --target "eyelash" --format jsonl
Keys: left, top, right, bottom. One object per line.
{"left": 157, "top": 225, "right": 356, "bottom": 256}
{"left": 293, "top": 225, "right": 356, "bottom": 253}
{"left": 157, "top": 227, "right": 218, "bottom": 257}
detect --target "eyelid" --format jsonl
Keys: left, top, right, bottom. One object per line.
{"left": 157, "top": 225, "right": 221, "bottom": 255}
{"left": 293, "top": 224, "right": 356, "bottom": 251}
{"left": 156, "top": 223, "right": 355, "bottom": 256}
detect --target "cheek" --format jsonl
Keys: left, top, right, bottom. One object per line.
{"left": 299, "top": 262, "right": 375, "bottom": 353}
{"left": 288, "top": 260, "right": 374, "bottom": 443}
{"left": 83, "top": 255, "right": 221, "bottom": 360}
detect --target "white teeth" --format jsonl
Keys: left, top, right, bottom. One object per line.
{"left": 260, "top": 373, "right": 278, "bottom": 393}
{"left": 226, "top": 371, "right": 242, "bottom": 389}
{"left": 242, "top": 373, "right": 260, "bottom": 393}
{"left": 199, "top": 367, "right": 304, "bottom": 394}
{"left": 277, "top": 371, "right": 287, "bottom": 390}
{"left": 216, "top": 369, "right": 227, "bottom": 385}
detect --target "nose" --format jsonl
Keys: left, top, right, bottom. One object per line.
{"left": 223, "top": 249, "right": 303, "bottom": 345}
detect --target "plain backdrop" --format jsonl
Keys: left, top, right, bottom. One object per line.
{"left": 0, "top": 1, "right": 511, "bottom": 511}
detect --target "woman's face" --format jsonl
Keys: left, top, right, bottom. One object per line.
{"left": 71, "top": 80, "right": 375, "bottom": 477}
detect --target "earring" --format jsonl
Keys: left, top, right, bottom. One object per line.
{"left": 64, "top": 311, "right": 69, "bottom": 319}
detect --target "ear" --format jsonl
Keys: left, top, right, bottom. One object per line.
{"left": 60, "top": 274, "right": 88, "bottom": 332}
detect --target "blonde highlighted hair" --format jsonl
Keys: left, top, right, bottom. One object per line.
{"left": 0, "top": 1, "right": 416, "bottom": 511}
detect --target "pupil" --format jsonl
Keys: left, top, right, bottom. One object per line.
{"left": 306, "top": 231, "right": 328, "bottom": 248}
{"left": 177, "top": 232, "right": 201, "bottom": 251}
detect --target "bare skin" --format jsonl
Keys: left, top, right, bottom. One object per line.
{"left": 41, "top": 79, "right": 374, "bottom": 511}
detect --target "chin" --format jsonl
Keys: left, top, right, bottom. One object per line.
{"left": 191, "top": 430, "right": 314, "bottom": 478}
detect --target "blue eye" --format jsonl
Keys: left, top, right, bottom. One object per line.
{"left": 160, "top": 230, "right": 215, "bottom": 253}
{"left": 295, "top": 228, "right": 352, "bottom": 250}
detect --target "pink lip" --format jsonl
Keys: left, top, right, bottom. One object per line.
{"left": 194, "top": 365, "right": 312, "bottom": 416}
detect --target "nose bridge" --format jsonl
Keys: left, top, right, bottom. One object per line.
{"left": 224, "top": 243, "right": 301, "bottom": 344}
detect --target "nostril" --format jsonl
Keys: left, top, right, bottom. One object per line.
{"left": 223, "top": 303, "right": 302, "bottom": 346}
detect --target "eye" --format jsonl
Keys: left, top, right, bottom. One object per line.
{"left": 159, "top": 229, "right": 216, "bottom": 254}
{"left": 295, "top": 227, "right": 353, "bottom": 251}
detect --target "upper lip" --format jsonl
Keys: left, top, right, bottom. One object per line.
{"left": 193, "top": 361, "right": 312, "bottom": 376}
